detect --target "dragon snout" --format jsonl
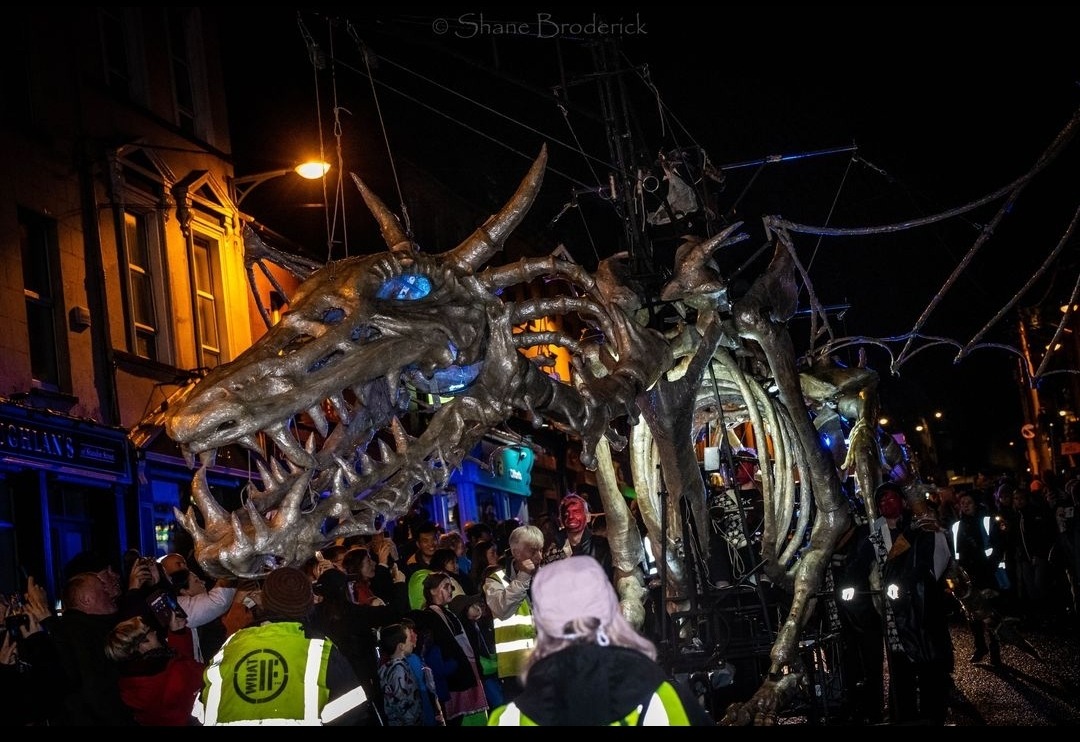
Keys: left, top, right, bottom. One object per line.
{"left": 164, "top": 386, "right": 250, "bottom": 448}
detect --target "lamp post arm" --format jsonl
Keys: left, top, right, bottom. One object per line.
{"left": 232, "top": 169, "right": 294, "bottom": 205}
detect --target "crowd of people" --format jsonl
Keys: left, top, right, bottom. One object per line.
{"left": 830, "top": 470, "right": 1080, "bottom": 725}
{"left": 2, "top": 469, "right": 1078, "bottom": 727}
{"left": 0, "top": 492, "right": 713, "bottom": 726}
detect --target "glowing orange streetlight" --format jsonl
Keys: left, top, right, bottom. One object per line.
{"left": 232, "top": 160, "right": 330, "bottom": 205}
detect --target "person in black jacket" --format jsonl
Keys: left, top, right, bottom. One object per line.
{"left": 0, "top": 575, "right": 67, "bottom": 726}
{"left": 410, "top": 572, "right": 488, "bottom": 725}
{"left": 554, "top": 494, "right": 613, "bottom": 580}
{"left": 950, "top": 491, "right": 1007, "bottom": 666}
{"left": 845, "top": 482, "right": 954, "bottom": 725}
{"left": 310, "top": 562, "right": 410, "bottom": 723}
{"left": 487, "top": 556, "right": 713, "bottom": 726}
{"left": 49, "top": 571, "right": 137, "bottom": 725}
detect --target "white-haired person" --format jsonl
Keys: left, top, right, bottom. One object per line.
{"left": 482, "top": 524, "right": 543, "bottom": 702}
{"left": 487, "top": 555, "right": 714, "bottom": 726}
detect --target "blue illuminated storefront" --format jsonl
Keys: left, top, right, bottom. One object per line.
{"left": 428, "top": 440, "right": 536, "bottom": 532}
{"left": 0, "top": 401, "right": 133, "bottom": 600}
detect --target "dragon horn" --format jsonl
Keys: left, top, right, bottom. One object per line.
{"left": 444, "top": 144, "right": 547, "bottom": 273}
{"left": 351, "top": 173, "right": 416, "bottom": 257}
{"left": 686, "top": 221, "right": 746, "bottom": 268}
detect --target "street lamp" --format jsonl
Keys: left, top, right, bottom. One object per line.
{"left": 232, "top": 160, "right": 331, "bottom": 205}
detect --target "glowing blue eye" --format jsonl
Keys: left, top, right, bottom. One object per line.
{"left": 376, "top": 274, "right": 431, "bottom": 301}
{"left": 405, "top": 361, "right": 483, "bottom": 396}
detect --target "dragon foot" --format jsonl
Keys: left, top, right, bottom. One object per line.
{"left": 719, "top": 672, "right": 805, "bottom": 726}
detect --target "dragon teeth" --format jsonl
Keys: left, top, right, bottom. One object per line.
{"left": 384, "top": 373, "right": 399, "bottom": 400}
{"left": 357, "top": 451, "right": 374, "bottom": 476}
{"left": 307, "top": 404, "right": 329, "bottom": 437}
{"left": 238, "top": 434, "right": 264, "bottom": 456}
{"left": 269, "top": 457, "right": 287, "bottom": 482}
{"left": 328, "top": 393, "right": 351, "bottom": 425}
{"left": 390, "top": 416, "right": 410, "bottom": 452}
{"left": 377, "top": 438, "right": 394, "bottom": 463}
{"left": 254, "top": 459, "right": 274, "bottom": 487}
{"left": 266, "top": 422, "right": 316, "bottom": 468}
{"left": 333, "top": 455, "right": 361, "bottom": 485}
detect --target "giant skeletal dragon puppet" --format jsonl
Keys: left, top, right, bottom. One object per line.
{"left": 163, "top": 146, "right": 900, "bottom": 723}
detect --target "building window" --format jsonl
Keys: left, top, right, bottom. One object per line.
{"left": 97, "top": 8, "right": 146, "bottom": 104}
{"left": 164, "top": 8, "right": 209, "bottom": 139}
{"left": 124, "top": 212, "right": 159, "bottom": 360}
{"left": 165, "top": 8, "right": 196, "bottom": 135}
{"left": 19, "top": 207, "right": 66, "bottom": 390}
{"left": 191, "top": 234, "right": 222, "bottom": 369}
{"left": 111, "top": 157, "right": 174, "bottom": 365}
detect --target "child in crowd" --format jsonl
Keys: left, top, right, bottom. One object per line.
{"left": 378, "top": 620, "right": 443, "bottom": 726}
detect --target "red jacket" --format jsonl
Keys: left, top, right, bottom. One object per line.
{"left": 117, "top": 629, "right": 205, "bottom": 726}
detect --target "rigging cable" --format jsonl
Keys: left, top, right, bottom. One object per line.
{"left": 296, "top": 12, "right": 335, "bottom": 258}
{"left": 555, "top": 97, "right": 604, "bottom": 189}
{"left": 333, "top": 57, "right": 599, "bottom": 190}
{"left": 349, "top": 22, "right": 413, "bottom": 240}
{"left": 371, "top": 51, "right": 617, "bottom": 173}
{"left": 327, "top": 21, "right": 350, "bottom": 258}
{"left": 801, "top": 150, "right": 857, "bottom": 357}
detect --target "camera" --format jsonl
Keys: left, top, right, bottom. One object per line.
{"left": 5, "top": 613, "right": 29, "bottom": 640}
{"left": 146, "top": 588, "right": 187, "bottom": 629}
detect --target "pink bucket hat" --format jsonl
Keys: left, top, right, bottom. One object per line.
{"left": 531, "top": 555, "right": 627, "bottom": 641}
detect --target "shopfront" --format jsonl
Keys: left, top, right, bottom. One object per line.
{"left": 0, "top": 401, "right": 132, "bottom": 599}
{"left": 437, "top": 440, "right": 536, "bottom": 532}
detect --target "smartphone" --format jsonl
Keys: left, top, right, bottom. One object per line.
{"left": 4, "top": 611, "right": 28, "bottom": 640}
{"left": 147, "top": 588, "right": 187, "bottom": 628}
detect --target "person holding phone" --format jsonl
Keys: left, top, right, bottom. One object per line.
{"left": 104, "top": 602, "right": 204, "bottom": 726}
{"left": 160, "top": 552, "right": 236, "bottom": 662}
{"left": 0, "top": 576, "right": 65, "bottom": 726}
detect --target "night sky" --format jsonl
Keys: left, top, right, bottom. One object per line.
{"left": 219, "top": 7, "right": 1080, "bottom": 476}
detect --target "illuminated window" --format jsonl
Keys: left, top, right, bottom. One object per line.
{"left": 124, "top": 212, "right": 159, "bottom": 360}
{"left": 191, "top": 234, "right": 222, "bottom": 369}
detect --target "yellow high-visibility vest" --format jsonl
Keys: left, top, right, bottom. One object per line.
{"left": 490, "top": 569, "right": 536, "bottom": 679}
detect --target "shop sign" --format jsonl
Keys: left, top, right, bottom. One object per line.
{"left": 0, "top": 404, "right": 130, "bottom": 480}
{"left": 454, "top": 443, "right": 535, "bottom": 496}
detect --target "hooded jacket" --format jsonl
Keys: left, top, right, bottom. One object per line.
{"left": 488, "top": 644, "right": 712, "bottom": 726}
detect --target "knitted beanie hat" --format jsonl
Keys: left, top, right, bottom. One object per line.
{"left": 262, "top": 566, "right": 313, "bottom": 620}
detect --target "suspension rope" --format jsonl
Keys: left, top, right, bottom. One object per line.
{"left": 372, "top": 52, "right": 617, "bottom": 173}
{"left": 326, "top": 25, "right": 350, "bottom": 258}
{"left": 801, "top": 150, "right": 857, "bottom": 356}
{"left": 297, "top": 13, "right": 334, "bottom": 258}
{"left": 348, "top": 25, "right": 409, "bottom": 238}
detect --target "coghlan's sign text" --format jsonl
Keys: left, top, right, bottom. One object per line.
{"left": 3, "top": 423, "right": 75, "bottom": 458}
{"left": 0, "top": 406, "right": 130, "bottom": 479}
